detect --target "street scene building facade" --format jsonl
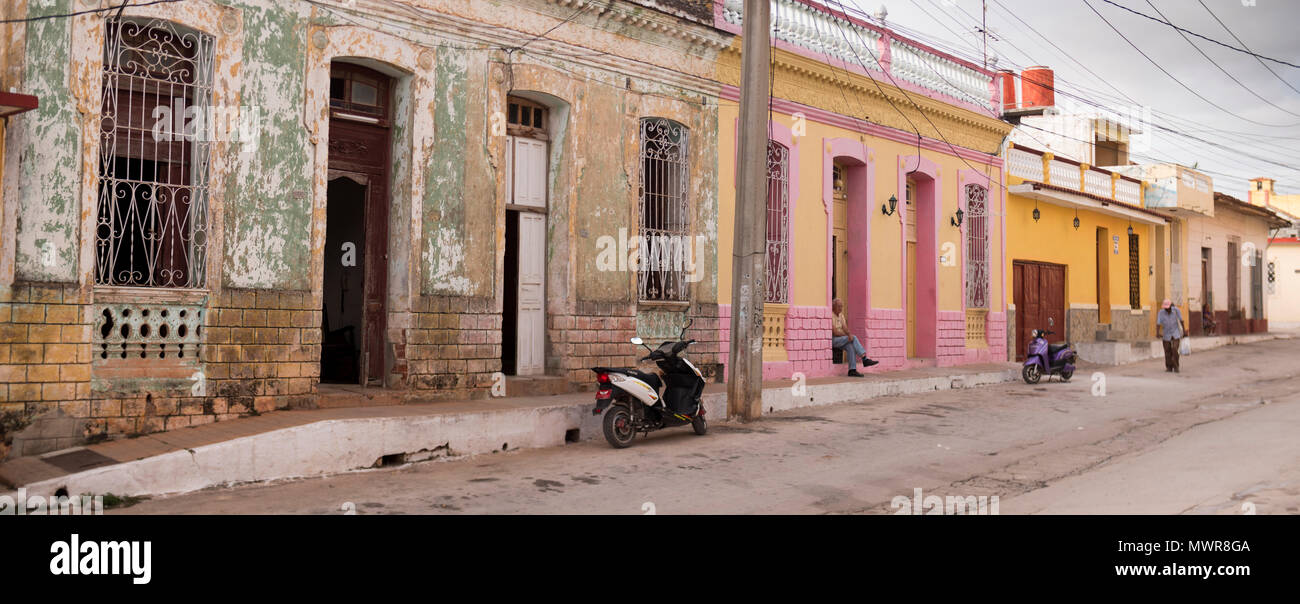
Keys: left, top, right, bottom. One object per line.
{"left": 1, "top": 0, "right": 1296, "bottom": 461}
{"left": 715, "top": 0, "right": 1012, "bottom": 377}
{"left": 0, "top": 0, "right": 731, "bottom": 457}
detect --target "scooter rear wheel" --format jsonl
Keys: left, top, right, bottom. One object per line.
{"left": 1022, "top": 364, "right": 1042, "bottom": 385}
{"left": 1059, "top": 368, "right": 1074, "bottom": 382}
{"left": 691, "top": 415, "right": 708, "bottom": 435}
{"left": 603, "top": 404, "right": 636, "bottom": 448}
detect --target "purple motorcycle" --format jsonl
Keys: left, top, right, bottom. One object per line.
{"left": 1022, "top": 317, "right": 1076, "bottom": 384}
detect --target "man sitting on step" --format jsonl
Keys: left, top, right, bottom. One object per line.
{"left": 831, "top": 298, "right": 879, "bottom": 377}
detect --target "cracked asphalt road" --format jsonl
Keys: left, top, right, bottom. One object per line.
{"left": 117, "top": 337, "right": 1300, "bottom": 515}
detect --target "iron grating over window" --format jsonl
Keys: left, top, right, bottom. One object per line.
{"left": 638, "top": 118, "right": 691, "bottom": 301}
{"left": 96, "top": 17, "right": 214, "bottom": 289}
{"left": 1129, "top": 233, "right": 1141, "bottom": 310}
{"left": 765, "top": 141, "right": 790, "bottom": 304}
{"left": 964, "top": 184, "right": 989, "bottom": 309}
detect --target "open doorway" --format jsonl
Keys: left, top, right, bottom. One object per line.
{"left": 322, "top": 177, "right": 366, "bottom": 383}
{"left": 322, "top": 62, "right": 392, "bottom": 385}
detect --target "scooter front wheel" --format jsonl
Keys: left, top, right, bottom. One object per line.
{"left": 1022, "top": 364, "right": 1042, "bottom": 385}
{"left": 603, "top": 404, "right": 636, "bottom": 448}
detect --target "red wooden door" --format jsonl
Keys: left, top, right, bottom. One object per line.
{"left": 1013, "top": 261, "right": 1066, "bottom": 361}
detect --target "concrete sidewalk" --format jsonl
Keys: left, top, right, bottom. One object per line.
{"left": 0, "top": 362, "right": 1021, "bottom": 499}
{"left": 1073, "top": 331, "right": 1286, "bottom": 365}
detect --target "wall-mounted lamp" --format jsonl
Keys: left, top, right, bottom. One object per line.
{"left": 1032, "top": 207, "right": 1041, "bottom": 222}
{"left": 1127, "top": 225, "right": 1135, "bottom": 236}
{"left": 882, "top": 195, "right": 897, "bottom": 216}
{"left": 1073, "top": 216, "right": 1080, "bottom": 230}
{"left": 951, "top": 208, "right": 964, "bottom": 227}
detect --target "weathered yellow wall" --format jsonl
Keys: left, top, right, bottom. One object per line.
{"left": 1005, "top": 193, "right": 1154, "bottom": 311}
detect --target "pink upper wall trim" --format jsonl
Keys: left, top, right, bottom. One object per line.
{"left": 719, "top": 87, "right": 1002, "bottom": 169}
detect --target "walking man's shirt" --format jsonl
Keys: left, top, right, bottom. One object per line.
{"left": 1157, "top": 299, "right": 1185, "bottom": 373}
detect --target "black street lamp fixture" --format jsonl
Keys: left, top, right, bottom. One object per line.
{"left": 1073, "top": 216, "right": 1080, "bottom": 230}
{"left": 882, "top": 194, "right": 897, "bottom": 216}
{"left": 951, "top": 208, "right": 964, "bottom": 227}
{"left": 1032, "top": 206, "right": 1040, "bottom": 222}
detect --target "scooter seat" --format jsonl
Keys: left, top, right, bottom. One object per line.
{"left": 594, "top": 367, "right": 663, "bottom": 391}
{"left": 1048, "top": 343, "right": 1070, "bottom": 355}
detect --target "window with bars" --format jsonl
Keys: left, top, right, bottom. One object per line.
{"left": 95, "top": 17, "right": 214, "bottom": 289}
{"left": 637, "top": 118, "right": 690, "bottom": 302}
{"left": 765, "top": 141, "right": 790, "bottom": 304}
{"left": 964, "top": 184, "right": 989, "bottom": 309}
{"left": 1128, "top": 233, "right": 1141, "bottom": 309}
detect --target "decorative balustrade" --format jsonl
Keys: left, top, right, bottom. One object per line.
{"left": 889, "top": 37, "right": 991, "bottom": 110}
{"left": 1008, "top": 144, "right": 1147, "bottom": 207}
{"left": 1048, "top": 158, "right": 1081, "bottom": 191}
{"left": 1083, "top": 168, "right": 1112, "bottom": 198}
{"left": 1115, "top": 179, "right": 1142, "bottom": 205}
{"left": 1007, "top": 148, "right": 1044, "bottom": 181}
{"left": 721, "top": 0, "right": 994, "bottom": 111}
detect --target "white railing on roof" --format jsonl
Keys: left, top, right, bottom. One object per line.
{"left": 1115, "top": 179, "right": 1142, "bottom": 205}
{"left": 722, "top": 0, "right": 993, "bottom": 111}
{"left": 1007, "top": 148, "right": 1043, "bottom": 181}
{"left": 1049, "top": 158, "right": 1080, "bottom": 190}
{"left": 1084, "top": 169, "right": 1111, "bottom": 198}
{"left": 888, "top": 37, "right": 992, "bottom": 111}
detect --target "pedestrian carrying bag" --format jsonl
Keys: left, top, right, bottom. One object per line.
{"left": 1179, "top": 338, "right": 1190, "bottom": 356}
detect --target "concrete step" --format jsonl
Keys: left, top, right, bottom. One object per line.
{"left": 505, "top": 375, "right": 572, "bottom": 397}
{"left": 316, "top": 384, "right": 404, "bottom": 409}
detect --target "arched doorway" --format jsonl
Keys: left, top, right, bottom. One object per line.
{"left": 905, "top": 168, "right": 939, "bottom": 360}
{"left": 322, "top": 62, "right": 392, "bottom": 385}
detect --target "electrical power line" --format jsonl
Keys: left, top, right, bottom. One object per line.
{"left": 1142, "top": 0, "right": 1300, "bottom": 119}
{"left": 1101, "top": 0, "right": 1300, "bottom": 69}
{"left": 1082, "top": 0, "right": 1299, "bottom": 128}
{"left": 1197, "top": 0, "right": 1300, "bottom": 97}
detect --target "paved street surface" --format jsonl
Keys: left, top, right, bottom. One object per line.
{"left": 118, "top": 338, "right": 1300, "bottom": 515}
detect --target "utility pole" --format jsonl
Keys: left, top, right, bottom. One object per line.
{"left": 728, "top": 0, "right": 770, "bottom": 422}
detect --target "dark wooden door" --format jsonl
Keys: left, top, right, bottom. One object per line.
{"left": 328, "top": 120, "right": 389, "bottom": 384}
{"left": 1013, "top": 261, "right": 1066, "bottom": 361}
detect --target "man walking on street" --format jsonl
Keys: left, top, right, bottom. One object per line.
{"left": 1157, "top": 299, "right": 1186, "bottom": 373}
{"left": 832, "top": 298, "right": 878, "bottom": 377}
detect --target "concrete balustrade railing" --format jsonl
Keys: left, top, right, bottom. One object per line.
{"left": 720, "top": 0, "right": 995, "bottom": 111}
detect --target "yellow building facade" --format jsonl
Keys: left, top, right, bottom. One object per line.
{"left": 714, "top": 1, "right": 1012, "bottom": 377}
{"left": 1004, "top": 144, "right": 1166, "bottom": 359}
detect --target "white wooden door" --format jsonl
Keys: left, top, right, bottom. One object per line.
{"left": 512, "top": 135, "right": 547, "bottom": 375}
{"left": 516, "top": 212, "right": 546, "bottom": 375}
{"left": 512, "top": 137, "right": 548, "bottom": 208}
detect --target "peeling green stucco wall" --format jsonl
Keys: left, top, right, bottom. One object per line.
{"left": 221, "top": 1, "right": 314, "bottom": 290}
{"left": 15, "top": 0, "right": 80, "bottom": 283}
{"left": 422, "top": 48, "right": 480, "bottom": 297}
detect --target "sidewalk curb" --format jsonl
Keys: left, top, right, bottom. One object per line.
{"left": 3, "top": 364, "right": 1027, "bottom": 499}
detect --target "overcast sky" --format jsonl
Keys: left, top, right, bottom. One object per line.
{"left": 836, "top": 0, "right": 1300, "bottom": 199}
